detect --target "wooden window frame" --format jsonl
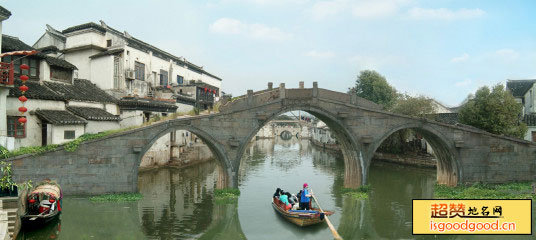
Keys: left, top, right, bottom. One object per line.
{"left": 7, "top": 116, "right": 26, "bottom": 138}
{"left": 64, "top": 130, "right": 76, "bottom": 140}
{"left": 134, "top": 61, "right": 145, "bottom": 81}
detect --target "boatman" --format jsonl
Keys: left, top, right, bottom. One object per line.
{"left": 300, "top": 183, "right": 313, "bottom": 210}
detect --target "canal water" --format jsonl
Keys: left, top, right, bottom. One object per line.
{"left": 19, "top": 138, "right": 535, "bottom": 239}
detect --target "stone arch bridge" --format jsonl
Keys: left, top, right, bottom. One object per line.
{"left": 7, "top": 82, "right": 536, "bottom": 195}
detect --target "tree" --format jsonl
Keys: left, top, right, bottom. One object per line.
{"left": 391, "top": 94, "right": 436, "bottom": 117}
{"left": 349, "top": 70, "right": 398, "bottom": 109}
{"left": 459, "top": 84, "right": 527, "bottom": 138}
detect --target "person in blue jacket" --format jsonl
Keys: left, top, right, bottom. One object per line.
{"left": 300, "top": 183, "right": 313, "bottom": 210}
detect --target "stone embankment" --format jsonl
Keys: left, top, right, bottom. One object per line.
{"left": 309, "top": 138, "right": 436, "bottom": 168}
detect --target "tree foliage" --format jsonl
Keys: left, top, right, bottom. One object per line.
{"left": 459, "top": 84, "right": 527, "bottom": 138}
{"left": 391, "top": 94, "right": 436, "bottom": 117}
{"left": 349, "top": 70, "right": 398, "bottom": 109}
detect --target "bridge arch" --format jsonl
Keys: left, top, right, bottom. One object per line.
{"left": 236, "top": 104, "right": 365, "bottom": 187}
{"left": 369, "top": 122, "right": 461, "bottom": 186}
{"left": 135, "top": 123, "right": 232, "bottom": 188}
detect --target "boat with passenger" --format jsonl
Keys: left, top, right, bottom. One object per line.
{"left": 21, "top": 181, "right": 62, "bottom": 228}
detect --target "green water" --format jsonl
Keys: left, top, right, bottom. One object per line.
{"left": 19, "top": 138, "right": 535, "bottom": 239}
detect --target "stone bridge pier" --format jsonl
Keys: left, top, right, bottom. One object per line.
{"left": 6, "top": 82, "right": 536, "bottom": 195}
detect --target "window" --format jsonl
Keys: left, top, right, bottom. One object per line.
{"left": 107, "top": 39, "right": 112, "bottom": 47}
{"left": 50, "top": 66, "right": 72, "bottom": 83}
{"left": 134, "top": 61, "right": 145, "bottom": 81}
{"left": 7, "top": 116, "right": 25, "bottom": 138}
{"left": 177, "top": 75, "right": 183, "bottom": 85}
{"left": 64, "top": 130, "right": 75, "bottom": 140}
{"left": 160, "top": 70, "right": 168, "bottom": 86}
{"left": 2, "top": 56, "right": 39, "bottom": 77}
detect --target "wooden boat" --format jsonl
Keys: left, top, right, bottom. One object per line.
{"left": 272, "top": 197, "right": 334, "bottom": 227}
{"left": 21, "top": 182, "right": 62, "bottom": 228}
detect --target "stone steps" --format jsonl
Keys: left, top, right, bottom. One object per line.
{"left": 0, "top": 197, "right": 20, "bottom": 239}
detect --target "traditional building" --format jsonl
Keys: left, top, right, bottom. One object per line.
{"left": 0, "top": 5, "right": 11, "bottom": 150}
{"left": 506, "top": 79, "right": 536, "bottom": 141}
{"left": 33, "top": 21, "right": 222, "bottom": 112}
{"left": 2, "top": 35, "right": 122, "bottom": 150}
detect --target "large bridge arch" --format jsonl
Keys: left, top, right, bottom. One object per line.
{"left": 234, "top": 104, "right": 365, "bottom": 187}
{"left": 368, "top": 122, "right": 461, "bottom": 186}
{"left": 136, "top": 123, "right": 233, "bottom": 189}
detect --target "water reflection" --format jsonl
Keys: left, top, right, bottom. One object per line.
{"left": 18, "top": 138, "right": 535, "bottom": 240}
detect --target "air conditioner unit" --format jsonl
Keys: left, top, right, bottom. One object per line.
{"left": 125, "top": 70, "right": 135, "bottom": 80}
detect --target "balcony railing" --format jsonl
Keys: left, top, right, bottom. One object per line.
{"left": 0, "top": 62, "right": 14, "bottom": 85}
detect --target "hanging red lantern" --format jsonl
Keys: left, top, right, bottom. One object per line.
{"left": 18, "top": 106, "right": 27, "bottom": 114}
{"left": 20, "top": 64, "right": 29, "bottom": 70}
{"left": 204, "top": 87, "right": 207, "bottom": 92}
{"left": 18, "top": 96, "right": 28, "bottom": 102}
{"left": 213, "top": 89, "right": 216, "bottom": 94}
{"left": 20, "top": 75, "right": 29, "bottom": 81}
{"left": 19, "top": 85, "right": 29, "bottom": 93}
{"left": 18, "top": 117, "right": 27, "bottom": 125}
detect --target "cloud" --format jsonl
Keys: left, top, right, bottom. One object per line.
{"left": 305, "top": 50, "right": 335, "bottom": 58}
{"left": 309, "top": 0, "right": 411, "bottom": 20}
{"left": 408, "top": 7, "right": 485, "bottom": 20}
{"left": 221, "top": 0, "right": 309, "bottom": 6}
{"left": 209, "top": 18, "right": 291, "bottom": 41}
{"left": 451, "top": 53, "right": 470, "bottom": 63}
{"left": 495, "top": 48, "right": 519, "bottom": 61}
{"left": 351, "top": 0, "right": 404, "bottom": 18}
{"left": 454, "top": 78, "right": 472, "bottom": 87}
{"left": 349, "top": 54, "right": 405, "bottom": 70}
{"left": 309, "top": 0, "right": 347, "bottom": 20}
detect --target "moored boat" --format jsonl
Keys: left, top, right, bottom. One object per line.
{"left": 21, "top": 181, "right": 62, "bottom": 228}
{"left": 272, "top": 197, "right": 333, "bottom": 227}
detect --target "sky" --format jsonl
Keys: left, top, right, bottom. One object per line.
{"left": 1, "top": 0, "right": 535, "bottom": 107}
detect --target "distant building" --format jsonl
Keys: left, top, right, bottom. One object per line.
{"left": 33, "top": 21, "right": 222, "bottom": 112}
{"left": 506, "top": 79, "right": 536, "bottom": 141}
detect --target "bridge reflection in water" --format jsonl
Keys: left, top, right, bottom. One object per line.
{"left": 18, "top": 139, "right": 536, "bottom": 239}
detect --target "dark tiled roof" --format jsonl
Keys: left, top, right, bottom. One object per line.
{"left": 0, "top": 6, "right": 11, "bottom": 18}
{"left": 9, "top": 80, "right": 65, "bottom": 101}
{"left": 45, "top": 56, "right": 77, "bottom": 69}
{"left": 89, "top": 48, "right": 123, "bottom": 58}
{"left": 524, "top": 114, "right": 536, "bottom": 127}
{"left": 506, "top": 80, "right": 536, "bottom": 98}
{"left": 1, "top": 35, "right": 77, "bottom": 70}
{"left": 427, "top": 113, "right": 459, "bottom": 125}
{"left": 119, "top": 97, "right": 177, "bottom": 113}
{"left": 37, "top": 45, "right": 59, "bottom": 54}
{"left": 62, "top": 22, "right": 106, "bottom": 34}
{"left": 35, "top": 110, "right": 87, "bottom": 125}
{"left": 67, "top": 106, "right": 120, "bottom": 121}
{"left": 44, "top": 79, "right": 117, "bottom": 103}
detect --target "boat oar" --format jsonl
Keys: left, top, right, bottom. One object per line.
{"left": 311, "top": 192, "right": 342, "bottom": 240}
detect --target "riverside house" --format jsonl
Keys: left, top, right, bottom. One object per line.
{"left": 506, "top": 79, "right": 536, "bottom": 141}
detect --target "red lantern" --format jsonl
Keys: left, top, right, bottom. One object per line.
{"left": 20, "top": 75, "right": 29, "bottom": 81}
{"left": 19, "top": 85, "right": 29, "bottom": 93}
{"left": 213, "top": 89, "right": 216, "bottom": 94}
{"left": 18, "top": 117, "right": 27, "bottom": 125}
{"left": 20, "top": 64, "right": 29, "bottom": 70}
{"left": 18, "top": 106, "right": 27, "bottom": 113}
{"left": 204, "top": 87, "right": 207, "bottom": 92}
{"left": 18, "top": 96, "right": 28, "bottom": 102}
{"left": 28, "top": 199, "right": 36, "bottom": 204}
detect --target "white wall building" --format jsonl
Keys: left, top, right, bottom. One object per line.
{"left": 506, "top": 79, "right": 536, "bottom": 141}
{"left": 0, "top": 5, "right": 11, "bottom": 150}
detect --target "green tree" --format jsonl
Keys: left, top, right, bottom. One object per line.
{"left": 391, "top": 94, "right": 436, "bottom": 117}
{"left": 459, "top": 84, "right": 527, "bottom": 138}
{"left": 349, "top": 70, "right": 398, "bottom": 109}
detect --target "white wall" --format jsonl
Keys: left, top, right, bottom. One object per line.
{"left": 525, "top": 127, "right": 536, "bottom": 142}
{"left": 0, "top": 89, "right": 8, "bottom": 138}
{"left": 120, "top": 110, "right": 144, "bottom": 128}
{"left": 86, "top": 120, "right": 120, "bottom": 134}
{"left": 523, "top": 84, "right": 536, "bottom": 114}
{"left": 89, "top": 55, "right": 114, "bottom": 90}
{"left": 51, "top": 124, "right": 85, "bottom": 145}
{"left": 64, "top": 30, "right": 105, "bottom": 49}
{"left": 65, "top": 48, "right": 101, "bottom": 80}
{"left": 176, "top": 102, "right": 194, "bottom": 113}
{"left": 33, "top": 32, "right": 66, "bottom": 50}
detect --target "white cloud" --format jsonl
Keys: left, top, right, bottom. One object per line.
{"left": 454, "top": 78, "right": 472, "bottom": 87}
{"left": 451, "top": 53, "right": 470, "bottom": 63}
{"left": 309, "top": 0, "right": 347, "bottom": 20}
{"left": 495, "top": 48, "right": 519, "bottom": 61}
{"left": 351, "top": 0, "right": 403, "bottom": 18}
{"left": 223, "top": 0, "right": 309, "bottom": 5}
{"left": 305, "top": 50, "right": 335, "bottom": 58}
{"left": 408, "top": 7, "right": 485, "bottom": 20}
{"left": 349, "top": 54, "right": 405, "bottom": 70}
{"left": 209, "top": 18, "right": 291, "bottom": 41}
